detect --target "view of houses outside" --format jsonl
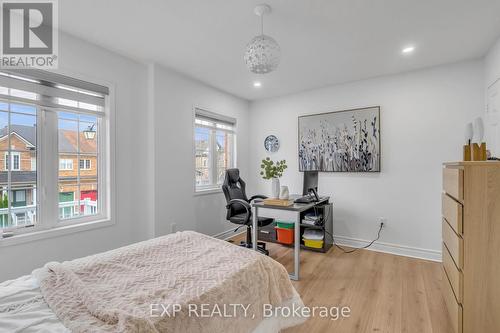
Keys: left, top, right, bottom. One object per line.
{"left": 0, "top": 123, "right": 37, "bottom": 228}
{"left": 0, "top": 102, "right": 98, "bottom": 229}
{"left": 195, "top": 126, "right": 234, "bottom": 188}
{"left": 58, "top": 113, "right": 99, "bottom": 220}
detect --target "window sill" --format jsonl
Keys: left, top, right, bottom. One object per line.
{"left": 0, "top": 219, "right": 115, "bottom": 247}
{"left": 194, "top": 188, "right": 223, "bottom": 196}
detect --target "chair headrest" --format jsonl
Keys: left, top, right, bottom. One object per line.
{"left": 226, "top": 168, "right": 240, "bottom": 185}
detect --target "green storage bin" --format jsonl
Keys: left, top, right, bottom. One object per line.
{"left": 276, "top": 220, "right": 295, "bottom": 229}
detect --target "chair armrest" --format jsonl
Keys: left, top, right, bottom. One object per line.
{"left": 226, "top": 199, "right": 252, "bottom": 223}
{"left": 249, "top": 195, "right": 267, "bottom": 202}
{"left": 226, "top": 198, "right": 251, "bottom": 209}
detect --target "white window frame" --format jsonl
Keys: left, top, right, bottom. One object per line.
{"left": 59, "top": 158, "right": 73, "bottom": 170}
{"left": 4, "top": 152, "right": 20, "bottom": 171}
{"left": 49, "top": 110, "right": 105, "bottom": 227}
{"left": 12, "top": 152, "right": 20, "bottom": 171}
{"left": 79, "top": 158, "right": 91, "bottom": 170}
{"left": 193, "top": 108, "right": 236, "bottom": 194}
{"left": 0, "top": 70, "right": 115, "bottom": 247}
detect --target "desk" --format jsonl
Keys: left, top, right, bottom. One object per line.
{"left": 252, "top": 197, "right": 329, "bottom": 281}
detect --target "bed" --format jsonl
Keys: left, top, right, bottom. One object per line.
{"left": 0, "top": 231, "right": 305, "bottom": 333}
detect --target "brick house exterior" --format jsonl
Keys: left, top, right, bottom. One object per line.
{"left": 0, "top": 126, "right": 37, "bottom": 214}
{"left": 195, "top": 136, "right": 231, "bottom": 187}
{"left": 0, "top": 125, "right": 98, "bottom": 226}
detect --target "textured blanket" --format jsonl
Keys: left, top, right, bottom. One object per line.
{"left": 33, "top": 231, "right": 297, "bottom": 333}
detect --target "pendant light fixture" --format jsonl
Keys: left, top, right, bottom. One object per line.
{"left": 244, "top": 4, "right": 281, "bottom": 74}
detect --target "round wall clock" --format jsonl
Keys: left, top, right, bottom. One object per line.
{"left": 264, "top": 135, "right": 280, "bottom": 152}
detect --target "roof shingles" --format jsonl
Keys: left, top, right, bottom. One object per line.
{"left": 0, "top": 125, "right": 96, "bottom": 153}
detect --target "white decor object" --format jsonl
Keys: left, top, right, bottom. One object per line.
{"left": 244, "top": 4, "right": 281, "bottom": 74}
{"left": 271, "top": 177, "right": 280, "bottom": 199}
{"left": 473, "top": 117, "right": 484, "bottom": 143}
{"left": 279, "top": 185, "right": 289, "bottom": 200}
{"left": 264, "top": 135, "right": 280, "bottom": 152}
{"left": 465, "top": 122, "right": 473, "bottom": 144}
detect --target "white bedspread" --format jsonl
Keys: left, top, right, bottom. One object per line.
{"left": 0, "top": 275, "right": 305, "bottom": 333}
{"left": 0, "top": 232, "right": 306, "bottom": 333}
{"left": 0, "top": 275, "right": 68, "bottom": 333}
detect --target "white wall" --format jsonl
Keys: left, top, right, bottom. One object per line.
{"left": 151, "top": 64, "right": 250, "bottom": 238}
{"left": 0, "top": 33, "right": 151, "bottom": 282}
{"left": 485, "top": 37, "right": 500, "bottom": 87}
{"left": 0, "top": 37, "right": 251, "bottom": 282}
{"left": 484, "top": 36, "right": 500, "bottom": 157}
{"left": 249, "top": 61, "right": 484, "bottom": 259}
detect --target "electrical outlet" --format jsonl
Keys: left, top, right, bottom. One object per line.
{"left": 170, "top": 223, "right": 177, "bottom": 233}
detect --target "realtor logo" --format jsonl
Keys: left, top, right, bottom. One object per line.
{"left": 0, "top": 0, "right": 58, "bottom": 68}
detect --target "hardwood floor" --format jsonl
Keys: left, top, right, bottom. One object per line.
{"left": 230, "top": 234, "right": 453, "bottom": 333}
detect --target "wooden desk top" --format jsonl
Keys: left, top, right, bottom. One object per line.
{"left": 252, "top": 196, "right": 330, "bottom": 212}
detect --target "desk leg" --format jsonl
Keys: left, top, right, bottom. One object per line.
{"left": 252, "top": 206, "right": 258, "bottom": 251}
{"left": 289, "top": 211, "right": 300, "bottom": 281}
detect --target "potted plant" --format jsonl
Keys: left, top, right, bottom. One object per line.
{"left": 260, "top": 158, "right": 287, "bottom": 199}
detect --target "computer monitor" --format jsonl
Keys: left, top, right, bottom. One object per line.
{"left": 302, "top": 171, "right": 318, "bottom": 195}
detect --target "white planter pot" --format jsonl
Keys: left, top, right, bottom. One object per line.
{"left": 271, "top": 178, "right": 280, "bottom": 199}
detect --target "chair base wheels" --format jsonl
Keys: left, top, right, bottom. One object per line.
{"left": 239, "top": 241, "right": 269, "bottom": 256}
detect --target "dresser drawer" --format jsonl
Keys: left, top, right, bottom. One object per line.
{"left": 443, "top": 167, "right": 464, "bottom": 202}
{"left": 442, "top": 269, "right": 463, "bottom": 333}
{"left": 442, "top": 194, "right": 463, "bottom": 235}
{"left": 442, "top": 219, "right": 463, "bottom": 269}
{"left": 442, "top": 243, "right": 463, "bottom": 303}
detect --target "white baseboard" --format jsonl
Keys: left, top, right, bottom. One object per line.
{"left": 212, "top": 228, "right": 246, "bottom": 241}
{"left": 212, "top": 229, "right": 442, "bottom": 262}
{"left": 333, "top": 235, "right": 442, "bottom": 262}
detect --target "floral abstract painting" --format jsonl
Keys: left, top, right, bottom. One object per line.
{"left": 298, "top": 107, "right": 380, "bottom": 172}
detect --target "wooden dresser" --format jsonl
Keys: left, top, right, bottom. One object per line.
{"left": 442, "top": 162, "right": 500, "bottom": 333}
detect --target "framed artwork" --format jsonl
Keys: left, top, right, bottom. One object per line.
{"left": 298, "top": 106, "right": 380, "bottom": 172}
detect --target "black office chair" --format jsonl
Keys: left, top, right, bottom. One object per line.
{"left": 222, "top": 168, "right": 273, "bottom": 255}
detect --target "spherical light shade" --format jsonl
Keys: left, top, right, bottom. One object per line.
{"left": 244, "top": 34, "right": 281, "bottom": 74}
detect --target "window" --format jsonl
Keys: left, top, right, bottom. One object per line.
{"left": 79, "top": 159, "right": 91, "bottom": 170}
{"left": 59, "top": 112, "right": 99, "bottom": 220}
{"left": 0, "top": 101, "right": 36, "bottom": 229}
{"left": 13, "top": 190, "right": 25, "bottom": 204}
{"left": 13, "top": 153, "right": 19, "bottom": 170}
{"left": 59, "top": 158, "right": 73, "bottom": 170}
{"left": 0, "top": 70, "right": 110, "bottom": 235}
{"left": 4, "top": 152, "right": 20, "bottom": 171}
{"left": 194, "top": 109, "right": 236, "bottom": 191}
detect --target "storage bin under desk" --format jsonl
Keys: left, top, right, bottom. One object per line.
{"left": 258, "top": 222, "right": 276, "bottom": 243}
{"left": 257, "top": 202, "right": 333, "bottom": 253}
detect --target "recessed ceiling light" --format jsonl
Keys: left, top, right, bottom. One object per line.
{"left": 253, "top": 81, "right": 262, "bottom": 88}
{"left": 402, "top": 46, "right": 415, "bottom": 54}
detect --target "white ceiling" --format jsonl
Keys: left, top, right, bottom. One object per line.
{"left": 59, "top": 0, "right": 500, "bottom": 101}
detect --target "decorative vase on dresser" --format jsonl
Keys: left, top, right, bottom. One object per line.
{"left": 442, "top": 161, "right": 500, "bottom": 333}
